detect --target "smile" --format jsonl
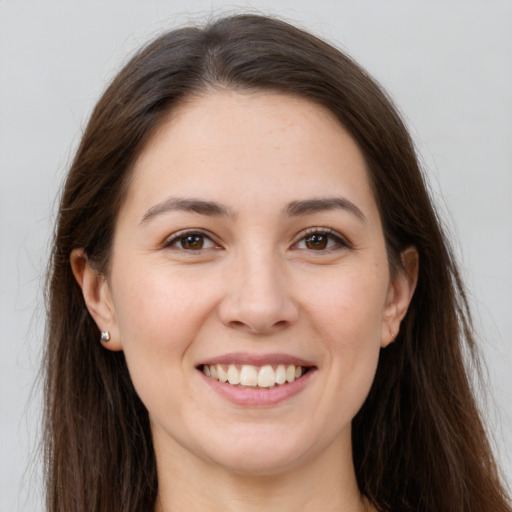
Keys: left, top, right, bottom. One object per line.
{"left": 201, "top": 364, "right": 309, "bottom": 388}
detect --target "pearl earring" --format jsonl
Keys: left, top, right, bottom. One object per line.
{"left": 100, "top": 331, "right": 111, "bottom": 342}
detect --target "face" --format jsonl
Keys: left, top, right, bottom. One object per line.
{"left": 78, "top": 92, "right": 415, "bottom": 476}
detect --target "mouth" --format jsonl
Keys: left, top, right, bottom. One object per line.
{"left": 200, "top": 363, "right": 312, "bottom": 389}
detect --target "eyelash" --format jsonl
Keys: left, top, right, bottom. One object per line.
{"left": 292, "top": 227, "right": 351, "bottom": 252}
{"left": 162, "top": 227, "right": 350, "bottom": 253}
{"left": 162, "top": 229, "right": 219, "bottom": 251}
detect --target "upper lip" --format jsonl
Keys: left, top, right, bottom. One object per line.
{"left": 198, "top": 352, "right": 316, "bottom": 368}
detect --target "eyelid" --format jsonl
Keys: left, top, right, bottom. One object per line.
{"left": 161, "top": 228, "right": 221, "bottom": 250}
{"left": 291, "top": 227, "right": 352, "bottom": 250}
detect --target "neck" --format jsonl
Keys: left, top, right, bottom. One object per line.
{"left": 153, "top": 431, "right": 371, "bottom": 512}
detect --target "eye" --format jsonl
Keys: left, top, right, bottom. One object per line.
{"left": 163, "top": 231, "right": 219, "bottom": 251}
{"left": 293, "top": 228, "right": 349, "bottom": 251}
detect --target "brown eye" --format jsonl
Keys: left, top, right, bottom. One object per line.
{"left": 294, "top": 229, "right": 348, "bottom": 252}
{"left": 179, "top": 234, "right": 205, "bottom": 250}
{"left": 164, "top": 231, "right": 218, "bottom": 251}
{"left": 304, "top": 233, "right": 328, "bottom": 250}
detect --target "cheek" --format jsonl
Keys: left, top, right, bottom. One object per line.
{"left": 302, "top": 266, "right": 387, "bottom": 401}
{"left": 304, "top": 265, "right": 388, "bottom": 341}
{"left": 109, "top": 263, "right": 216, "bottom": 397}
{"left": 113, "top": 260, "right": 213, "bottom": 342}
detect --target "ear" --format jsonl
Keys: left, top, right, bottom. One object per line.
{"left": 70, "top": 249, "right": 123, "bottom": 351}
{"left": 381, "top": 246, "right": 419, "bottom": 348}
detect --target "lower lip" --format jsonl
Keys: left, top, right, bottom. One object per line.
{"left": 199, "top": 369, "right": 315, "bottom": 407}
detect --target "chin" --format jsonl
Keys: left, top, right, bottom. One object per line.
{"left": 198, "top": 424, "right": 320, "bottom": 476}
{"left": 214, "top": 449, "right": 305, "bottom": 477}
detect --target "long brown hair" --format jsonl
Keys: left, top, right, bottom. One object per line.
{"left": 44, "top": 14, "right": 511, "bottom": 512}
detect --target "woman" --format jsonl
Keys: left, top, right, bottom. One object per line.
{"left": 44, "top": 13, "right": 511, "bottom": 512}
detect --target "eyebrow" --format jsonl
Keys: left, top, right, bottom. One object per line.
{"left": 286, "top": 197, "right": 366, "bottom": 222}
{"left": 140, "top": 195, "right": 366, "bottom": 224}
{"left": 140, "top": 197, "right": 235, "bottom": 224}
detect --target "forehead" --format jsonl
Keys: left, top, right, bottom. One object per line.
{"left": 124, "top": 91, "right": 377, "bottom": 218}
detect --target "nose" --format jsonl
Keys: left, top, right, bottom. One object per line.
{"left": 218, "top": 250, "right": 299, "bottom": 335}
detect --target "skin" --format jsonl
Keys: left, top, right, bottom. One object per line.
{"left": 72, "top": 91, "right": 418, "bottom": 512}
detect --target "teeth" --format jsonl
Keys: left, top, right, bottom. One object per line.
{"left": 257, "top": 365, "right": 275, "bottom": 388}
{"left": 286, "top": 364, "right": 296, "bottom": 383}
{"left": 227, "top": 364, "right": 240, "bottom": 385}
{"left": 218, "top": 365, "right": 228, "bottom": 383}
{"left": 202, "top": 363, "right": 307, "bottom": 388}
{"left": 240, "top": 365, "right": 258, "bottom": 386}
{"left": 275, "top": 364, "right": 287, "bottom": 385}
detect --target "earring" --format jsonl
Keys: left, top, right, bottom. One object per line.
{"left": 100, "top": 331, "right": 111, "bottom": 342}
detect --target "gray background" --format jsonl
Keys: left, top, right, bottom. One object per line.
{"left": 1, "top": 1, "right": 511, "bottom": 510}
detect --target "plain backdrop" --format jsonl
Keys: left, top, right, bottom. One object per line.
{"left": 1, "top": 1, "right": 511, "bottom": 510}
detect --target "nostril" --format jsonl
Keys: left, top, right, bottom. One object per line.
{"left": 227, "top": 318, "right": 289, "bottom": 334}
{"left": 229, "top": 320, "right": 246, "bottom": 329}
